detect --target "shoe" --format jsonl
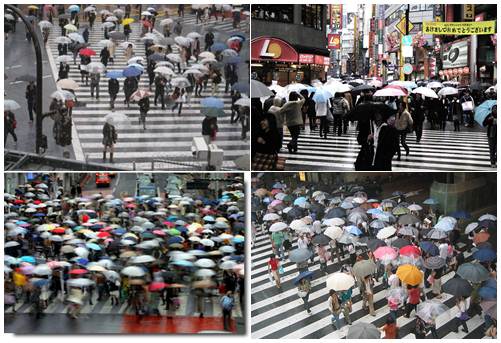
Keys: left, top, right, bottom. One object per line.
{"left": 461, "top": 329, "right": 469, "bottom": 333}
{"left": 199, "top": 313, "right": 204, "bottom": 318}
{"left": 307, "top": 309, "right": 311, "bottom": 314}
{"left": 397, "top": 156, "right": 401, "bottom": 161}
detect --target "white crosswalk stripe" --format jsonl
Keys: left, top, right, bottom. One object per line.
{"left": 279, "top": 126, "right": 493, "bottom": 171}
{"left": 46, "top": 14, "right": 248, "bottom": 169}
{"left": 250, "top": 229, "right": 487, "bottom": 339}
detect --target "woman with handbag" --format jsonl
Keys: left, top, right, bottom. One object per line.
{"left": 297, "top": 278, "right": 312, "bottom": 313}
{"left": 461, "top": 90, "right": 475, "bottom": 127}
{"left": 328, "top": 290, "right": 343, "bottom": 330}
{"left": 453, "top": 296, "right": 469, "bottom": 333}
{"left": 394, "top": 101, "right": 413, "bottom": 161}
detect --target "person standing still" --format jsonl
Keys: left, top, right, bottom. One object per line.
{"left": 220, "top": 291, "right": 235, "bottom": 331}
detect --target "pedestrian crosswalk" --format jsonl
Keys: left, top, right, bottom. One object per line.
{"left": 5, "top": 289, "right": 243, "bottom": 318}
{"left": 46, "top": 15, "right": 248, "bottom": 169}
{"left": 280, "top": 125, "right": 492, "bottom": 171}
{"left": 250, "top": 229, "right": 487, "bottom": 339}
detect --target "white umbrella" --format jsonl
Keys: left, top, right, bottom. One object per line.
{"left": 326, "top": 272, "right": 355, "bottom": 291}
{"left": 38, "top": 20, "right": 53, "bottom": 29}
{"left": 84, "top": 62, "right": 106, "bottom": 74}
{"left": 219, "top": 246, "right": 235, "bottom": 254}
{"left": 269, "top": 222, "right": 288, "bottom": 232}
{"left": 55, "top": 36, "right": 72, "bottom": 44}
{"left": 87, "top": 265, "right": 107, "bottom": 272}
{"left": 121, "top": 266, "right": 146, "bottom": 277}
{"left": 407, "top": 204, "right": 423, "bottom": 211}
{"left": 154, "top": 66, "right": 175, "bottom": 76}
{"left": 263, "top": 213, "right": 281, "bottom": 221}
{"left": 376, "top": 226, "right": 397, "bottom": 239}
{"left": 33, "top": 264, "right": 52, "bottom": 276}
{"left": 438, "top": 87, "right": 458, "bottom": 97}
{"left": 324, "top": 226, "right": 343, "bottom": 240}
{"left": 200, "top": 238, "right": 215, "bottom": 247}
{"left": 104, "top": 112, "right": 130, "bottom": 127}
{"left": 289, "top": 219, "right": 307, "bottom": 231}
{"left": 465, "top": 222, "right": 479, "bottom": 235}
{"left": 105, "top": 16, "right": 119, "bottom": 22}
{"left": 98, "top": 39, "right": 114, "bottom": 48}
{"left": 101, "top": 22, "right": 115, "bottom": 29}
{"left": 323, "top": 217, "right": 345, "bottom": 226}
{"left": 159, "top": 18, "right": 173, "bottom": 26}
{"left": 479, "top": 214, "right": 496, "bottom": 221}
{"left": 131, "top": 255, "right": 156, "bottom": 264}
{"left": 412, "top": 87, "right": 438, "bottom": 99}
{"left": 174, "top": 36, "right": 191, "bottom": 47}
{"left": 220, "top": 260, "right": 237, "bottom": 270}
{"left": 4, "top": 100, "right": 21, "bottom": 111}
{"left": 199, "top": 51, "right": 216, "bottom": 59}
{"left": 427, "top": 81, "right": 443, "bottom": 89}
{"left": 67, "top": 278, "right": 95, "bottom": 287}
{"left": 235, "top": 97, "right": 250, "bottom": 107}
{"left": 74, "top": 247, "right": 89, "bottom": 258}
{"left": 56, "top": 55, "right": 74, "bottom": 63}
{"left": 166, "top": 53, "right": 181, "bottom": 63}
{"left": 195, "top": 268, "right": 216, "bottom": 277}
{"left": 187, "top": 32, "right": 202, "bottom": 39}
{"left": 5, "top": 241, "right": 20, "bottom": 248}
{"left": 195, "top": 259, "right": 216, "bottom": 268}
{"left": 67, "top": 32, "right": 84, "bottom": 43}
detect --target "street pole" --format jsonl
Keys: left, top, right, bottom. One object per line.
{"left": 6, "top": 5, "right": 44, "bottom": 154}
{"left": 404, "top": 5, "right": 410, "bottom": 81}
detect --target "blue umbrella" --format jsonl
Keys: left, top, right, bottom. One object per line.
{"left": 485, "top": 278, "right": 496, "bottom": 289}
{"left": 171, "top": 260, "right": 194, "bottom": 267}
{"left": 128, "top": 63, "right": 145, "bottom": 71}
{"left": 419, "top": 241, "right": 439, "bottom": 256}
{"left": 293, "top": 197, "right": 307, "bottom": 206}
{"left": 293, "top": 270, "right": 314, "bottom": 285}
{"left": 34, "top": 213, "right": 46, "bottom": 217}
{"left": 112, "top": 228, "right": 126, "bottom": 235}
{"left": 312, "top": 88, "right": 331, "bottom": 103}
{"left": 367, "top": 208, "right": 383, "bottom": 215}
{"left": 210, "top": 42, "right": 228, "bottom": 52}
{"left": 233, "top": 236, "right": 244, "bottom": 243}
{"left": 106, "top": 70, "right": 124, "bottom": 79}
{"left": 423, "top": 198, "right": 439, "bottom": 205}
{"left": 473, "top": 248, "right": 496, "bottom": 262}
{"left": 434, "top": 220, "right": 454, "bottom": 232}
{"left": 479, "top": 285, "right": 496, "bottom": 300}
{"left": 32, "top": 279, "right": 50, "bottom": 287}
{"left": 474, "top": 100, "right": 496, "bottom": 127}
{"left": 167, "top": 236, "right": 183, "bottom": 245}
{"left": 201, "top": 97, "right": 224, "bottom": 109}
{"left": 20, "top": 256, "right": 36, "bottom": 264}
{"left": 345, "top": 225, "right": 362, "bottom": 236}
{"left": 123, "top": 66, "right": 142, "bottom": 77}
{"left": 86, "top": 243, "right": 102, "bottom": 251}
{"left": 272, "top": 182, "right": 284, "bottom": 189}
{"left": 231, "top": 82, "right": 249, "bottom": 94}
{"left": 167, "top": 215, "right": 178, "bottom": 221}
{"left": 449, "top": 210, "right": 471, "bottom": 219}
{"left": 203, "top": 215, "right": 215, "bottom": 222}
{"left": 68, "top": 5, "right": 80, "bottom": 13}
{"left": 76, "top": 258, "right": 89, "bottom": 266}
{"left": 289, "top": 248, "right": 312, "bottom": 263}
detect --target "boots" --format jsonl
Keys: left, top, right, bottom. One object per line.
{"left": 109, "top": 153, "right": 114, "bottom": 163}
{"left": 102, "top": 151, "right": 106, "bottom": 162}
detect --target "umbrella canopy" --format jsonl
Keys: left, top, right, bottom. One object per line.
{"left": 263, "top": 213, "right": 281, "bottom": 221}
{"left": 424, "top": 256, "right": 446, "bottom": 270}
{"left": 412, "top": 86, "right": 438, "bottom": 98}
{"left": 457, "top": 262, "right": 490, "bottom": 283}
{"left": 472, "top": 248, "right": 496, "bottom": 262}
{"left": 324, "top": 226, "right": 343, "bottom": 240}
{"left": 251, "top": 80, "right": 274, "bottom": 98}
{"left": 311, "top": 233, "right": 331, "bottom": 246}
{"left": 419, "top": 241, "right": 439, "bottom": 256}
{"left": 353, "top": 259, "right": 377, "bottom": 279}
{"left": 396, "top": 264, "right": 422, "bottom": 286}
{"left": 398, "top": 214, "right": 420, "bottom": 225}
{"left": 4, "top": 99, "right": 21, "bottom": 111}
{"left": 374, "top": 86, "right": 407, "bottom": 97}
{"left": 443, "top": 277, "right": 473, "bottom": 297}
{"left": 373, "top": 246, "right": 398, "bottom": 261}
{"left": 416, "top": 300, "right": 449, "bottom": 321}
{"left": 293, "top": 270, "right": 314, "bottom": 285}
{"left": 269, "top": 221, "right": 288, "bottom": 232}
{"left": 57, "top": 78, "right": 79, "bottom": 90}
{"left": 438, "top": 86, "right": 459, "bottom": 96}
{"left": 347, "top": 322, "right": 380, "bottom": 339}
{"left": 376, "top": 226, "right": 396, "bottom": 239}
{"left": 326, "top": 272, "right": 355, "bottom": 291}
{"left": 289, "top": 248, "right": 312, "bottom": 263}
{"left": 367, "top": 238, "right": 386, "bottom": 251}
{"left": 121, "top": 266, "right": 146, "bottom": 277}
{"left": 474, "top": 100, "right": 496, "bottom": 127}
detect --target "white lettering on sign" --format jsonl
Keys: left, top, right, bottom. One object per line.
{"left": 260, "top": 39, "right": 275, "bottom": 58}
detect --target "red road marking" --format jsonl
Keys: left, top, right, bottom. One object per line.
{"left": 121, "top": 315, "right": 236, "bottom": 333}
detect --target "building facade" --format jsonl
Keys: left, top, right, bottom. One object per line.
{"left": 251, "top": 5, "right": 330, "bottom": 84}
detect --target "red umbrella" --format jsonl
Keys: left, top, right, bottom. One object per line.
{"left": 34, "top": 200, "right": 42, "bottom": 205}
{"left": 69, "top": 269, "right": 88, "bottom": 275}
{"left": 474, "top": 232, "right": 490, "bottom": 244}
{"left": 79, "top": 48, "right": 96, "bottom": 56}
{"left": 149, "top": 281, "right": 169, "bottom": 292}
{"left": 52, "top": 228, "right": 66, "bottom": 234}
{"left": 14, "top": 199, "right": 25, "bottom": 204}
{"left": 271, "top": 189, "right": 281, "bottom": 195}
{"left": 126, "top": 203, "right": 136, "bottom": 208}
{"left": 97, "top": 231, "right": 111, "bottom": 238}
{"left": 399, "top": 245, "right": 421, "bottom": 257}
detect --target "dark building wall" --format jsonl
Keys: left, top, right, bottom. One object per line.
{"left": 252, "top": 5, "right": 327, "bottom": 50}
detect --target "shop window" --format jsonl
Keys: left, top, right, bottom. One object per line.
{"left": 301, "top": 5, "right": 323, "bottom": 30}
{"left": 251, "top": 5, "right": 293, "bottom": 23}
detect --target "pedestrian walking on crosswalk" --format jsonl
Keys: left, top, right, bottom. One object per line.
{"left": 102, "top": 121, "right": 117, "bottom": 162}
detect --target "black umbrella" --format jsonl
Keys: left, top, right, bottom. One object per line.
{"left": 419, "top": 241, "right": 439, "bottom": 256}
{"left": 478, "top": 220, "right": 496, "bottom": 230}
{"left": 312, "top": 234, "right": 330, "bottom": 246}
{"left": 15, "top": 74, "right": 37, "bottom": 82}
{"left": 367, "top": 238, "right": 386, "bottom": 251}
{"left": 443, "top": 277, "right": 473, "bottom": 297}
{"left": 391, "top": 237, "right": 411, "bottom": 249}
{"left": 347, "top": 101, "right": 395, "bottom": 122}
{"left": 58, "top": 13, "right": 70, "bottom": 19}
{"left": 324, "top": 207, "right": 346, "bottom": 219}
{"left": 398, "top": 214, "right": 420, "bottom": 225}
{"left": 287, "top": 207, "right": 304, "bottom": 220}
{"left": 148, "top": 53, "right": 165, "bottom": 61}
{"left": 352, "top": 84, "right": 375, "bottom": 94}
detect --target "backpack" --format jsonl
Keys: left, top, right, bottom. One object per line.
{"left": 331, "top": 98, "right": 347, "bottom": 117}
{"left": 221, "top": 296, "right": 234, "bottom": 310}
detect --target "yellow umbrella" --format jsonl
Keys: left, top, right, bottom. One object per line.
{"left": 216, "top": 217, "right": 228, "bottom": 222}
{"left": 122, "top": 18, "right": 135, "bottom": 25}
{"left": 396, "top": 264, "right": 423, "bottom": 286}
{"left": 122, "top": 232, "right": 138, "bottom": 240}
{"left": 28, "top": 5, "right": 39, "bottom": 10}
{"left": 77, "top": 229, "right": 93, "bottom": 235}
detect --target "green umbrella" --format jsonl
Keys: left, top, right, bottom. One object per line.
{"left": 167, "top": 228, "right": 181, "bottom": 236}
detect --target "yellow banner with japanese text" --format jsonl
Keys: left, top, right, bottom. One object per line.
{"left": 422, "top": 21, "right": 496, "bottom": 35}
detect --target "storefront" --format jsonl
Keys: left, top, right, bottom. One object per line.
{"left": 251, "top": 36, "right": 330, "bottom": 85}
{"left": 438, "top": 38, "right": 470, "bottom": 85}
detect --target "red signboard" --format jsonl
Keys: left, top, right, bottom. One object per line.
{"left": 251, "top": 37, "right": 299, "bottom": 63}
{"left": 327, "top": 34, "right": 341, "bottom": 50}
{"left": 314, "top": 55, "right": 329, "bottom": 65}
{"left": 299, "top": 54, "right": 314, "bottom": 64}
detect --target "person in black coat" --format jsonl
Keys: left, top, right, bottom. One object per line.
{"left": 138, "top": 97, "right": 150, "bottom": 130}
{"left": 124, "top": 77, "right": 138, "bottom": 107}
{"left": 300, "top": 89, "right": 316, "bottom": 131}
{"left": 82, "top": 27, "right": 89, "bottom": 43}
{"left": 108, "top": 78, "right": 120, "bottom": 109}
{"left": 252, "top": 113, "right": 281, "bottom": 170}
{"left": 100, "top": 46, "right": 110, "bottom": 66}
{"left": 58, "top": 62, "right": 70, "bottom": 81}
{"left": 411, "top": 94, "right": 425, "bottom": 142}
{"left": 154, "top": 75, "right": 167, "bottom": 109}
{"left": 57, "top": 43, "right": 67, "bottom": 56}
{"left": 25, "top": 81, "right": 36, "bottom": 122}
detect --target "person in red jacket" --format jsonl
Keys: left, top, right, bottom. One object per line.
{"left": 404, "top": 284, "right": 421, "bottom": 317}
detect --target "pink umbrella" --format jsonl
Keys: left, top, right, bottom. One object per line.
{"left": 47, "top": 261, "right": 61, "bottom": 269}
{"left": 149, "top": 281, "right": 169, "bottom": 291}
{"left": 271, "top": 189, "right": 281, "bottom": 195}
{"left": 373, "top": 246, "right": 398, "bottom": 261}
{"left": 20, "top": 265, "right": 35, "bottom": 275}
{"left": 270, "top": 199, "right": 283, "bottom": 208}
{"left": 374, "top": 86, "right": 407, "bottom": 97}
{"left": 153, "top": 230, "right": 166, "bottom": 236}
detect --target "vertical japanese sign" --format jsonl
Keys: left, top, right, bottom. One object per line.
{"left": 463, "top": 4, "right": 475, "bottom": 21}
{"left": 330, "top": 4, "right": 343, "bottom": 31}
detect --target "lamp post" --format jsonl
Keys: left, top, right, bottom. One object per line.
{"left": 5, "top": 5, "right": 44, "bottom": 154}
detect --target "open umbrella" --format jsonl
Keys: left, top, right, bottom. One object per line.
{"left": 326, "top": 272, "right": 355, "bottom": 291}
{"left": 376, "top": 226, "right": 396, "bottom": 239}
{"left": 416, "top": 300, "right": 449, "bottom": 321}
{"left": 438, "top": 86, "right": 459, "bottom": 96}
{"left": 57, "top": 78, "right": 79, "bottom": 90}
{"left": 457, "top": 262, "right": 489, "bottom": 283}
{"left": 67, "top": 278, "right": 95, "bottom": 288}
{"left": 347, "top": 323, "right": 380, "bottom": 339}
{"left": 121, "top": 266, "right": 146, "bottom": 277}
{"left": 373, "top": 246, "right": 398, "bottom": 262}
{"left": 324, "top": 226, "right": 343, "bottom": 240}
{"left": 424, "top": 256, "right": 446, "bottom": 270}
{"left": 396, "top": 264, "right": 422, "bottom": 286}
{"left": 311, "top": 234, "right": 330, "bottom": 246}
{"left": 474, "top": 100, "right": 496, "bottom": 127}
{"left": 292, "top": 270, "right": 314, "bottom": 285}
{"left": 412, "top": 86, "right": 438, "bottom": 98}
{"left": 289, "top": 248, "right": 312, "bottom": 263}
{"left": 251, "top": 80, "right": 274, "bottom": 98}
{"left": 269, "top": 222, "right": 287, "bottom": 232}
{"left": 4, "top": 100, "right": 21, "bottom": 111}
{"left": 443, "top": 277, "right": 472, "bottom": 297}
{"left": 353, "top": 259, "right": 377, "bottom": 279}
{"left": 472, "top": 248, "right": 496, "bottom": 262}
{"left": 201, "top": 97, "right": 225, "bottom": 117}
